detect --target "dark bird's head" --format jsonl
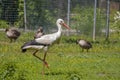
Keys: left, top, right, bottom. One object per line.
{"left": 76, "top": 39, "right": 81, "bottom": 44}
{"left": 34, "top": 27, "right": 44, "bottom": 39}
{"left": 37, "top": 27, "right": 43, "bottom": 33}
{"left": 5, "top": 28, "right": 9, "bottom": 32}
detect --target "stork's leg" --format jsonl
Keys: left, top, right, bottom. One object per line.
{"left": 42, "top": 51, "right": 49, "bottom": 75}
{"left": 33, "top": 50, "right": 43, "bottom": 61}
{"left": 32, "top": 50, "right": 48, "bottom": 75}
{"left": 32, "top": 50, "right": 49, "bottom": 68}
{"left": 43, "top": 51, "right": 49, "bottom": 68}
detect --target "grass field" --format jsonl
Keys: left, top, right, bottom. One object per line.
{"left": 0, "top": 31, "right": 120, "bottom": 80}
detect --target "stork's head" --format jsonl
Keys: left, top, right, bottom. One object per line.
{"left": 56, "top": 19, "right": 70, "bottom": 30}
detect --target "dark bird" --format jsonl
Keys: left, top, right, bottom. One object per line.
{"left": 34, "top": 27, "right": 44, "bottom": 39}
{"left": 21, "top": 19, "right": 70, "bottom": 74}
{"left": 77, "top": 39, "right": 92, "bottom": 52}
{"left": 5, "top": 28, "right": 21, "bottom": 43}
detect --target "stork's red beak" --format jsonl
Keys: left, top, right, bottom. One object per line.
{"left": 62, "top": 23, "right": 70, "bottom": 30}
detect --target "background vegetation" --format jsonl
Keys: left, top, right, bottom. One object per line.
{"left": 0, "top": 0, "right": 119, "bottom": 34}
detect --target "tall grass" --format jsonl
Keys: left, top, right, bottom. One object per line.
{"left": 0, "top": 31, "right": 120, "bottom": 80}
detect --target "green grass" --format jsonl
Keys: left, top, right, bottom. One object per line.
{"left": 0, "top": 31, "right": 120, "bottom": 80}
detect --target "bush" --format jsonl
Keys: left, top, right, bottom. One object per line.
{"left": 110, "top": 11, "right": 120, "bottom": 34}
{"left": 0, "top": 62, "right": 27, "bottom": 80}
{"left": 0, "top": 20, "right": 9, "bottom": 28}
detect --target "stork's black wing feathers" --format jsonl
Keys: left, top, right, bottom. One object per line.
{"left": 21, "top": 40, "right": 50, "bottom": 49}
{"left": 21, "top": 40, "right": 50, "bottom": 52}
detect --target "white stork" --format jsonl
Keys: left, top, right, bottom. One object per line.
{"left": 21, "top": 19, "right": 70, "bottom": 74}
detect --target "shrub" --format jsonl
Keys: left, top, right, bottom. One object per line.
{"left": 0, "top": 62, "right": 27, "bottom": 80}
{"left": 0, "top": 20, "right": 9, "bottom": 28}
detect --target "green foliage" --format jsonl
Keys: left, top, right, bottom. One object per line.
{"left": 0, "top": 62, "right": 16, "bottom": 80}
{"left": 110, "top": 11, "right": 120, "bottom": 34}
{"left": 0, "top": 62, "right": 27, "bottom": 80}
{"left": 1, "top": 0, "right": 19, "bottom": 25}
{"left": 0, "top": 0, "right": 24, "bottom": 28}
{"left": 14, "top": 0, "right": 24, "bottom": 28}
{"left": 71, "top": 6, "right": 106, "bottom": 35}
{"left": 0, "top": 20, "right": 9, "bottom": 28}
{"left": 25, "top": 0, "right": 62, "bottom": 30}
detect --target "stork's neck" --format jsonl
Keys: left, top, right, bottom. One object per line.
{"left": 56, "top": 22, "right": 62, "bottom": 34}
{"left": 53, "top": 22, "right": 62, "bottom": 39}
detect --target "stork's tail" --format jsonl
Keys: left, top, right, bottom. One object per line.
{"left": 21, "top": 44, "right": 27, "bottom": 53}
{"left": 21, "top": 40, "right": 36, "bottom": 53}
{"left": 21, "top": 49, "right": 26, "bottom": 52}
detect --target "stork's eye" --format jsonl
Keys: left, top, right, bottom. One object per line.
{"left": 60, "top": 21, "right": 63, "bottom": 24}
{"left": 59, "top": 21, "right": 62, "bottom": 23}
{"left": 59, "top": 21, "right": 62, "bottom": 24}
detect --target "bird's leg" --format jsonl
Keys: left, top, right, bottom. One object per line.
{"left": 14, "top": 39, "right": 16, "bottom": 42}
{"left": 10, "top": 39, "right": 12, "bottom": 43}
{"left": 32, "top": 50, "right": 47, "bottom": 75}
{"left": 87, "top": 49, "right": 88, "bottom": 52}
{"left": 82, "top": 48, "right": 84, "bottom": 52}
{"left": 32, "top": 50, "right": 49, "bottom": 68}
{"left": 43, "top": 51, "right": 49, "bottom": 68}
{"left": 41, "top": 51, "right": 49, "bottom": 75}
{"left": 32, "top": 50, "right": 43, "bottom": 62}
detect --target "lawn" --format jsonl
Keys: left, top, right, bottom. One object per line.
{"left": 0, "top": 31, "right": 120, "bottom": 80}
